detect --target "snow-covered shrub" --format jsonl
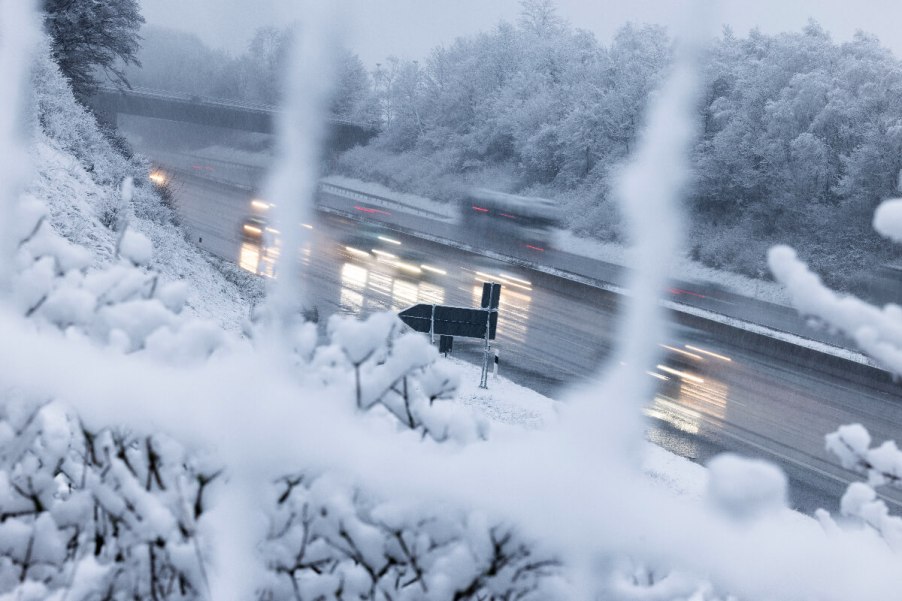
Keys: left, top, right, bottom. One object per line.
{"left": 242, "top": 309, "right": 562, "bottom": 599}
{"left": 260, "top": 473, "right": 562, "bottom": 600}
{"left": 816, "top": 424, "right": 902, "bottom": 552}
{"left": 0, "top": 186, "right": 224, "bottom": 599}
{"left": 32, "top": 41, "right": 132, "bottom": 190}
{"left": 0, "top": 393, "right": 214, "bottom": 601}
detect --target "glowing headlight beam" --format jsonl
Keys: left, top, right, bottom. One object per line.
{"left": 371, "top": 249, "right": 397, "bottom": 259}
{"left": 656, "top": 365, "right": 704, "bottom": 384}
{"left": 685, "top": 345, "right": 733, "bottom": 362}
{"left": 393, "top": 261, "right": 422, "bottom": 275}
{"left": 345, "top": 246, "right": 370, "bottom": 258}
{"left": 660, "top": 344, "right": 703, "bottom": 361}
{"left": 474, "top": 272, "right": 532, "bottom": 292}
{"left": 251, "top": 199, "right": 271, "bottom": 211}
{"left": 421, "top": 264, "right": 447, "bottom": 276}
{"left": 377, "top": 235, "right": 401, "bottom": 245}
{"left": 500, "top": 272, "right": 532, "bottom": 287}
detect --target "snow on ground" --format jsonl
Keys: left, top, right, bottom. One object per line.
{"left": 30, "top": 138, "right": 256, "bottom": 332}
{"left": 450, "top": 357, "right": 559, "bottom": 431}
{"left": 447, "top": 357, "right": 710, "bottom": 500}
{"left": 554, "top": 229, "right": 792, "bottom": 306}
{"left": 322, "top": 174, "right": 457, "bottom": 220}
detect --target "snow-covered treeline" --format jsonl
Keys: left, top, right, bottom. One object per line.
{"left": 123, "top": 25, "right": 377, "bottom": 125}
{"left": 5, "top": 2, "right": 902, "bottom": 600}
{"left": 336, "top": 5, "right": 902, "bottom": 289}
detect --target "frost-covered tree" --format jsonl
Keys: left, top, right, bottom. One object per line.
{"left": 242, "top": 26, "right": 293, "bottom": 105}
{"left": 517, "top": 0, "right": 564, "bottom": 39}
{"left": 331, "top": 49, "right": 379, "bottom": 124}
{"left": 124, "top": 26, "right": 247, "bottom": 100}
{"left": 42, "top": 0, "right": 144, "bottom": 98}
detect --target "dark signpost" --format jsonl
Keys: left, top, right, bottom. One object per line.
{"left": 439, "top": 335, "right": 453, "bottom": 355}
{"left": 399, "top": 282, "right": 502, "bottom": 388}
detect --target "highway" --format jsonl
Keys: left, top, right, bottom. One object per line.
{"left": 121, "top": 118, "right": 902, "bottom": 516}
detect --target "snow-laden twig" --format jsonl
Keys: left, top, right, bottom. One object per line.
{"left": 822, "top": 424, "right": 902, "bottom": 551}
{"left": 769, "top": 200, "right": 902, "bottom": 375}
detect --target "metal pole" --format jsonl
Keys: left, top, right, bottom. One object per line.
{"left": 479, "top": 284, "right": 495, "bottom": 389}
{"left": 429, "top": 305, "right": 435, "bottom": 344}
{"left": 493, "top": 348, "right": 499, "bottom": 379}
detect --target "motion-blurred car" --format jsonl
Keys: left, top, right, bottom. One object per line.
{"left": 240, "top": 216, "right": 267, "bottom": 243}
{"left": 339, "top": 231, "right": 448, "bottom": 280}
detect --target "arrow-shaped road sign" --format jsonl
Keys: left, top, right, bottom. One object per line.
{"left": 398, "top": 304, "right": 498, "bottom": 340}
{"left": 400, "top": 281, "right": 503, "bottom": 390}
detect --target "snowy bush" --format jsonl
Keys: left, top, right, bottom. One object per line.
{"left": 0, "top": 401, "right": 213, "bottom": 601}
{"left": 259, "top": 474, "right": 563, "bottom": 600}
{"left": 817, "top": 424, "right": 902, "bottom": 552}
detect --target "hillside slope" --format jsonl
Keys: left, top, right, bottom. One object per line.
{"left": 29, "top": 42, "right": 259, "bottom": 331}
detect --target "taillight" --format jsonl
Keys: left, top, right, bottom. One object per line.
{"left": 355, "top": 205, "right": 391, "bottom": 216}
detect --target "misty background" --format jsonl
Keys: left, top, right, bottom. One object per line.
{"left": 140, "top": 0, "right": 902, "bottom": 69}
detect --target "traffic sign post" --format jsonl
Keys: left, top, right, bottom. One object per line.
{"left": 481, "top": 282, "right": 501, "bottom": 310}
{"left": 439, "top": 335, "right": 453, "bottom": 356}
{"left": 397, "top": 281, "right": 502, "bottom": 388}
{"left": 478, "top": 282, "right": 500, "bottom": 388}
{"left": 493, "top": 348, "right": 500, "bottom": 379}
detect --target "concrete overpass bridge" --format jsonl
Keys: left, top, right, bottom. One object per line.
{"left": 87, "top": 86, "right": 378, "bottom": 152}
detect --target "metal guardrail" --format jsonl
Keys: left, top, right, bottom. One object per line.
{"left": 319, "top": 183, "right": 453, "bottom": 221}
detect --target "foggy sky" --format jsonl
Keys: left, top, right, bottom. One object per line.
{"left": 140, "top": 0, "right": 902, "bottom": 66}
